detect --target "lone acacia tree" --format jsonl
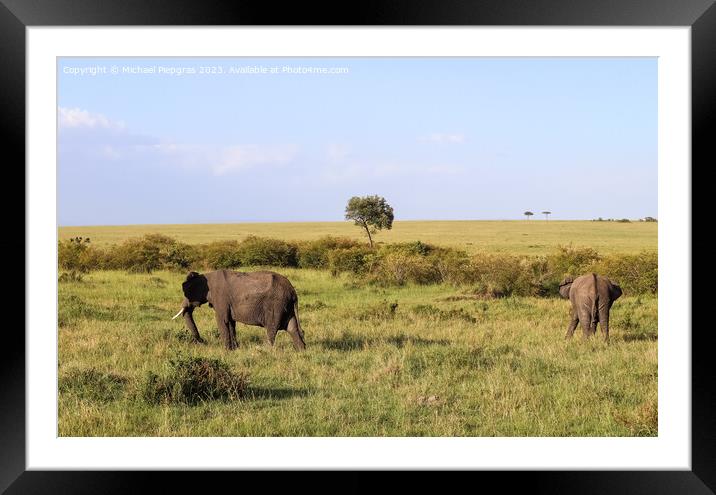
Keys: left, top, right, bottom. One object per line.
{"left": 542, "top": 211, "right": 551, "bottom": 221}
{"left": 345, "top": 195, "right": 394, "bottom": 247}
{"left": 524, "top": 211, "right": 534, "bottom": 220}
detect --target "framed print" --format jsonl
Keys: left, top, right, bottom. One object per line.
{"left": 5, "top": 0, "right": 714, "bottom": 492}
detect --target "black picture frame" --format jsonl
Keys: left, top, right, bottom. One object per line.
{"left": 4, "top": 0, "right": 712, "bottom": 492}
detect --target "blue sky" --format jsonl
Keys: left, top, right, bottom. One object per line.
{"left": 58, "top": 57, "right": 657, "bottom": 225}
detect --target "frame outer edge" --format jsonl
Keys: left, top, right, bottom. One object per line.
{"left": 692, "top": 1, "right": 716, "bottom": 492}
{"left": 4, "top": 0, "right": 714, "bottom": 492}
{"left": 0, "top": 1, "right": 26, "bottom": 494}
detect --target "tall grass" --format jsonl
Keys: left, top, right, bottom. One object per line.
{"left": 58, "top": 269, "right": 657, "bottom": 437}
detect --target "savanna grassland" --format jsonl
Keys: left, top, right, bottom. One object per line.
{"left": 57, "top": 221, "right": 658, "bottom": 437}
{"left": 59, "top": 220, "right": 657, "bottom": 255}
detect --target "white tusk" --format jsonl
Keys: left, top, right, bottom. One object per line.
{"left": 171, "top": 308, "right": 184, "bottom": 320}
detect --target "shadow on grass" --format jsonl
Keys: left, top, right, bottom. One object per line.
{"left": 622, "top": 333, "right": 658, "bottom": 342}
{"left": 244, "top": 386, "right": 311, "bottom": 401}
{"left": 386, "top": 335, "right": 452, "bottom": 348}
{"left": 317, "top": 335, "right": 368, "bottom": 351}
{"left": 317, "top": 334, "right": 451, "bottom": 351}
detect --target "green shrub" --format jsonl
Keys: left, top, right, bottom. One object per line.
{"left": 546, "top": 245, "right": 602, "bottom": 281}
{"left": 378, "top": 240, "right": 436, "bottom": 257}
{"left": 236, "top": 236, "right": 298, "bottom": 267}
{"left": 327, "top": 246, "right": 375, "bottom": 276}
{"left": 468, "top": 253, "right": 537, "bottom": 297}
{"left": 58, "top": 237, "right": 104, "bottom": 272}
{"left": 197, "top": 240, "right": 242, "bottom": 269}
{"left": 369, "top": 251, "right": 441, "bottom": 286}
{"left": 105, "top": 234, "right": 197, "bottom": 273}
{"left": 428, "top": 248, "right": 473, "bottom": 285}
{"left": 592, "top": 251, "right": 658, "bottom": 295}
{"left": 297, "top": 236, "right": 363, "bottom": 269}
{"left": 141, "top": 355, "right": 249, "bottom": 405}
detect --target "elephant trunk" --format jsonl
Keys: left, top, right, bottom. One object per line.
{"left": 171, "top": 298, "right": 204, "bottom": 343}
{"left": 180, "top": 301, "right": 204, "bottom": 343}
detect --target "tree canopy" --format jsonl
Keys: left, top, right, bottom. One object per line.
{"left": 345, "top": 195, "right": 394, "bottom": 247}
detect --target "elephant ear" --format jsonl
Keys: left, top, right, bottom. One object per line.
{"left": 182, "top": 272, "right": 209, "bottom": 305}
{"left": 609, "top": 282, "right": 623, "bottom": 301}
{"left": 558, "top": 277, "right": 574, "bottom": 299}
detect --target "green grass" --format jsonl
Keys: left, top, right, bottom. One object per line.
{"left": 58, "top": 269, "right": 657, "bottom": 437}
{"left": 59, "top": 220, "right": 657, "bottom": 255}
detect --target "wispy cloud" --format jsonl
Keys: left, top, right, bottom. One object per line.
{"left": 58, "top": 107, "right": 125, "bottom": 130}
{"left": 213, "top": 145, "right": 298, "bottom": 175}
{"left": 59, "top": 107, "right": 298, "bottom": 175}
{"left": 422, "top": 133, "right": 465, "bottom": 144}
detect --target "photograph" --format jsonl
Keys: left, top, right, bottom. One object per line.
{"left": 56, "top": 55, "right": 659, "bottom": 437}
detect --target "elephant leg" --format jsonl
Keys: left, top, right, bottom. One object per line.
{"left": 565, "top": 311, "right": 579, "bottom": 339}
{"left": 265, "top": 327, "right": 279, "bottom": 347}
{"left": 599, "top": 306, "right": 610, "bottom": 343}
{"left": 215, "top": 313, "right": 237, "bottom": 350}
{"left": 228, "top": 320, "right": 238, "bottom": 349}
{"left": 578, "top": 308, "right": 592, "bottom": 339}
{"left": 287, "top": 316, "right": 306, "bottom": 351}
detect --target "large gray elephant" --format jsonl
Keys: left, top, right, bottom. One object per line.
{"left": 559, "top": 273, "right": 622, "bottom": 341}
{"left": 171, "top": 270, "right": 306, "bottom": 351}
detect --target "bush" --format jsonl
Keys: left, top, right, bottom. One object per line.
{"left": 327, "top": 246, "right": 375, "bottom": 276}
{"left": 428, "top": 248, "right": 473, "bottom": 285}
{"left": 105, "top": 234, "right": 197, "bottom": 273}
{"left": 546, "top": 245, "right": 602, "bottom": 281}
{"left": 297, "top": 236, "right": 363, "bottom": 269}
{"left": 141, "top": 355, "right": 249, "bottom": 405}
{"left": 236, "top": 236, "right": 298, "bottom": 267}
{"left": 468, "top": 253, "right": 538, "bottom": 297}
{"left": 56, "top": 233, "right": 659, "bottom": 296}
{"left": 58, "top": 237, "right": 104, "bottom": 272}
{"left": 369, "top": 250, "right": 441, "bottom": 286}
{"left": 592, "top": 251, "right": 658, "bottom": 295}
{"left": 197, "top": 240, "right": 242, "bottom": 269}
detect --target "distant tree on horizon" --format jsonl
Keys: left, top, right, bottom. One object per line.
{"left": 542, "top": 211, "right": 551, "bottom": 221}
{"left": 345, "top": 195, "right": 394, "bottom": 247}
{"left": 524, "top": 211, "right": 534, "bottom": 220}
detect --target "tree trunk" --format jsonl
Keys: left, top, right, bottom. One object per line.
{"left": 363, "top": 222, "right": 373, "bottom": 247}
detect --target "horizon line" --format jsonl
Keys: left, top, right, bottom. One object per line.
{"left": 58, "top": 218, "right": 655, "bottom": 228}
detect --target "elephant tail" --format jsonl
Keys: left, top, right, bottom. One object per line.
{"left": 591, "top": 272, "right": 599, "bottom": 325}
{"left": 294, "top": 301, "right": 304, "bottom": 333}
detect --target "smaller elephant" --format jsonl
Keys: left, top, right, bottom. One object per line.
{"left": 559, "top": 273, "right": 622, "bottom": 341}
{"left": 171, "top": 269, "right": 306, "bottom": 351}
